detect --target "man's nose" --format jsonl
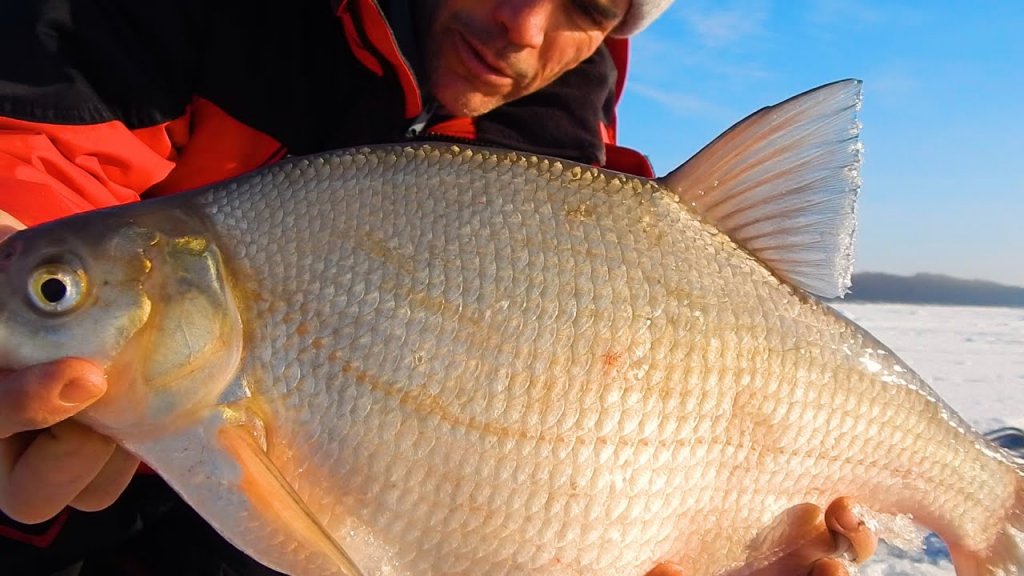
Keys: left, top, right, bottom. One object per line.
{"left": 494, "top": 0, "right": 553, "bottom": 49}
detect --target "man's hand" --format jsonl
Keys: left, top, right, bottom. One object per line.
{"left": 0, "top": 211, "right": 139, "bottom": 524}
{"left": 643, "top": 497, "right": 878, "bottom": 576}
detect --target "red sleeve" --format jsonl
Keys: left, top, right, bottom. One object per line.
{"left": 599, "top": 37, "right": 656, "bottom": 178}
{"left": 0, "top": 97, "right": 287, "bottom": 227}
{"left": 0, "top": 114, "right": 189, "bottom": 226}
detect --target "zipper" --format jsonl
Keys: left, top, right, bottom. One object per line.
{"left": 405, "top": 101, "right": 437, "bottom": 138}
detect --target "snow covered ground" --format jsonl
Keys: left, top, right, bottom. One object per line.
{"left": 827, "top": 302, "right": 1024, "bottom": 575}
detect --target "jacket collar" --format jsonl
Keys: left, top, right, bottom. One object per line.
{"left": 334, "top": 0, "right": 424, "bottom": 118}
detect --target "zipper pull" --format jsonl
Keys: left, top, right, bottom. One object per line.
{"left": 406, "top": 101, "right": 437, "bottom": 138}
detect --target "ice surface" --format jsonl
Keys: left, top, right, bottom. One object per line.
{"left": 832, "top": 303, "right": 1024, "bottom": 431}
{"left": 828, "top": 302, "right": 1024, "bottom": 575}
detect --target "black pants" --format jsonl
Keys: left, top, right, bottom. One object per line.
{"left": 2, "top": 475, "right": 284, "bottom": 576}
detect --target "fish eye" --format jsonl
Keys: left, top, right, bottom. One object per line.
{"left": 27, "top": 263, "right": 87, "bottom": 314}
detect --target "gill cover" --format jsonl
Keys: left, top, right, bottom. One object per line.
{"left": 95, "top": 221, "right": 245, "bottom": 437}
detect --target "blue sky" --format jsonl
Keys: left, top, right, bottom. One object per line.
{"left": 617, "top": 1, "right": 1024, "bottom": 288}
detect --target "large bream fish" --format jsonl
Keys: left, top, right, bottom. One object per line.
{"left": 0, "top": 80, "right": 1021, "bottom": 575}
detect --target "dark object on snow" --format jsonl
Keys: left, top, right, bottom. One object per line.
{"left": 987, "top": 427, "right": 1024, "bottom": 463}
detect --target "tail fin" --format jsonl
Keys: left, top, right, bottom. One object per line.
{"left": 948, "top": 475, "right": 1024, "bottom": 576}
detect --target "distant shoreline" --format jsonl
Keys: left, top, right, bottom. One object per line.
{"left": 834, "top": 272, "right": 1024, "bottom": 309}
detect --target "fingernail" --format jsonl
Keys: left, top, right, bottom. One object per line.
{"left": 825, "top": 498, "right": 878, "bottom": 564}
{"left": 823, "top": 496, "right": 856, "bottom": 532}
{"left": 59, "top": 377, "right": 105, "bottom": 405}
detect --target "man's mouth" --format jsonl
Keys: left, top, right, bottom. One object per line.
{"left": 455, "top": 31, "right": 517, "bottom": 87}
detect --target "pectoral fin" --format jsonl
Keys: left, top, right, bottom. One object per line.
{"left": 125, "top": 409, "right": 364, "bottom": 576}
{"left": 217, "top": 422, "right": 363, "bottom": 576}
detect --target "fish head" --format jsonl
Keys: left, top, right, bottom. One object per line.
{"left": 0, "top": 207, "right": 244, "bottom": 438}
{"left": 0, "top": 213, "right": 153, "bottom": 369}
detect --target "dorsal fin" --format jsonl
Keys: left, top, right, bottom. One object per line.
{"left": 658, "top": 79, "right": 863, "bottom": 298}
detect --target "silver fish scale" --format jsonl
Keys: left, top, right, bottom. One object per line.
{"left": 191, "top": 144, "right": 1015, "bottom": 575}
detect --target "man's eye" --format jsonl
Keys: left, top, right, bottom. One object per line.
{"left": 571, "top": 0, "right": 620, "bottom": 28}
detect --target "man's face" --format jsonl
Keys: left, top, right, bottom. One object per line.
{"left": 422, "top": 0, "right": 629, "bottom": 117}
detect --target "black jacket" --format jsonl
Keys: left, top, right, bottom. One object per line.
{"left": 0, "top": 0, "right": 650, "bottom": 227}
